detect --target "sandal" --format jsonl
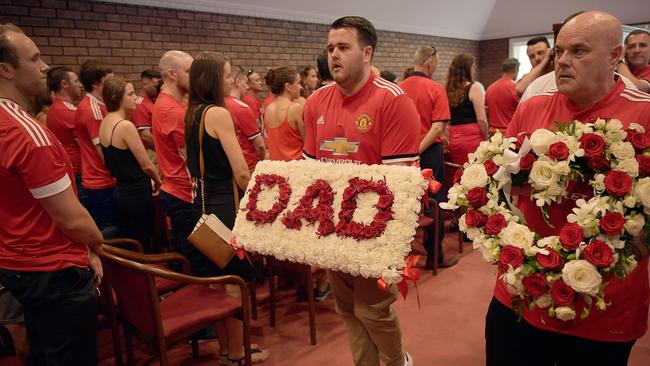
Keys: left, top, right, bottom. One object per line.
{"left": 225, "top": 345, "right": 270, "bottom": 365}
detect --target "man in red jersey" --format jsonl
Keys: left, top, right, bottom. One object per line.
{"left": 132, "top": 69, "right": 161, "bottom": 150}
{"left": 152, "top": 50, "right": 196, "bottom": 252}
{"left": 486, "top": 58, "right": 520, "bottom": 133}
{"left": 0, "top": 23, "right": 103, "bottom": 365}
{"left": 46, "top": 66, "right": 87, "bottom": 206}
{"left": 399, "top": 45, "right": 457, "bottom": 269}
{"left": 617, "top": 29, "right": 650, "bottom": 93}
{"left": 74, "top": 59, "right": 118, "bottom": 237}
{"left": 227, "top": 68, "right": 267, "bottom": 171}
{"left": 489, "top": 11, "right": 650, "bottom": 365}
{"left": 242, "top": 68, "right": 264, "bottom": 127}
{"left": 303, "top": 16, "right": 419, "bottom": 366}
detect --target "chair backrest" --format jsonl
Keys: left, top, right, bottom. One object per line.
{"left": 101, "top": 251, "right": 163, "bottom": 339}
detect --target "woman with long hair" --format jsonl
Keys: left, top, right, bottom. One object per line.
{"left": 445, "top": 53, "right": 488, "bottom": 166}
{"left": 184, "top": 51, "right": 269, "bottom": 365}
{"left": 99, "top": 76, "right": 162, "bottom": 251}
{"left": 298, "top": 65, "right": 319, "bottom": 99}
{"left": 263, "top": 66, "right": 305, "bottom": 161}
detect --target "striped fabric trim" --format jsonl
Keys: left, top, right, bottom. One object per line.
{"left": 0, "top": 99, "right": 51, "bottom": 147}
{"left": 620, "top": 92, "right": 650, "bottom": 103}
{"left": 373, "top": 77, "right": 405, "bottom": 96}
{"left": 311, "top": 82, "right": 336, "bottom": 97}
{"left": 62, "top": 101, "right": 77, "bottom": 110}
{"left": 246, "top": 132, "right": 261, "bottom": 141}
{"left": 622, "top": 88, "right": 650, "bottom": 99}
{"left": 29, "top": 174, "right": 72, "bottom": 199}
{"left": 302, "top": 151, "right": 317, "bottom": 160}
{"left": 234, "top": 98, "right": 249, "bottom": 108}
{"left": 135, "top": 126, "right": 152, "bottom": 131}
{"left": 381, "top": 154, "right": 419, "bottom": 164}
{"left": 88, "top": 94, "right": 105, "bottom": 121}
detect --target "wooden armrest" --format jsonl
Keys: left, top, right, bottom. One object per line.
{"left": 103, "top": 245, "right": 191, "bottom": 274}
{"left": 444, "top": 161, "right": 462, "bottom": 169}
{"left": 103, "top": 238, "right": 144, "bottom": 253}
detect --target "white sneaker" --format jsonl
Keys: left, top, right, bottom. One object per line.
{"left": 404, "top": 351, "right": 413, "bottom": 366}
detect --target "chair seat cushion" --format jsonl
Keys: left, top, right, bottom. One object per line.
{"left": 418, "top": 215, "right": 435, "bottom": 228}
{"left": 160, "top": 285, "right": 241, "bottom": 339}
{"left": 155, "top": 276, "right": 183, "bottom": 294}
{"left": 0, "top": 357, "right": 23, "bottom": 366}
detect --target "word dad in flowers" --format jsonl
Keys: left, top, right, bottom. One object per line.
{"left": 232, "top": 160, "right": 427, "bottom": 284}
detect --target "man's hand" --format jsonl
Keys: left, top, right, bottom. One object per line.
{"left": 88, "top": 250, "right": 103, "bottom": 287}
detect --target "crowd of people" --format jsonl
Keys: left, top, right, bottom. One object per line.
{"left": 0, "top": 9, "right": 649, "bottom": 366}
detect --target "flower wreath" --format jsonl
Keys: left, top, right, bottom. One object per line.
{"left": 441, "top": 119, "right": 650, "bottom": 322}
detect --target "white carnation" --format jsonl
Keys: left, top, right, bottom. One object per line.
{"left": 553, "top": 161, "right": 571, "bottom": 176}
{"left": 611, "top": 142, "right": 635, "bottom": 160}
{"left": 616, "top": 158, "right": 639, "bottom": 177}
{"left": 624, "top": 214, "right": 645, "bottom": 237}
{"left": 561, "top": 260, "right": 602, "bottom": 296}
{"left": 634, "top": 177, "right": 650, "bottom": 214}
{"left": 605, "top": 119, "right": 624, "bottom": 133}
{"left": 530, "top": 129, "right": 555, "bottom": 155}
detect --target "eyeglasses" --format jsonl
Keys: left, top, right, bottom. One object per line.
{"left": 428, "top": 45, "right": 437, "bottom": 58}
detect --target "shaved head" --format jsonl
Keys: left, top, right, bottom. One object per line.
{"left": 159, "top": 50, "right": 192, "bottom": 75}
{"left": 563, "top": 11, "right": 622, "bottom": 52}
{"left": 159, "top": 50, "right": 193, "bottom": 95}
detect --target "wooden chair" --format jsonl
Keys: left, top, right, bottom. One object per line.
{"left": 100, "top": 245, "right": 252, "bottom": 366}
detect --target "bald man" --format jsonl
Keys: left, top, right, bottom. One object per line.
{"left": 151, "top": 50, "right": 197, "bottom": 252}
{"left": 487, "top": 12, "right": 650, "bottom": 365}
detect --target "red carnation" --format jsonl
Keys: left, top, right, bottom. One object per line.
{"left": 580, "top": 133, "right": 606, "bottom": 158}
{"left": 499, "top": 245, "right": 525, "bottom": 271}
{"left": 583, "top": 240, "right": 614, "bottom": 268}
{"left": 548, "top": 141, "right": 569, "bottom": 161}
{"left": 465, "top": 210, "right": 488, "bottom": 228}
{"left": 551, "top": 279, "right": 575, "bottom": 306}
{"left": 536, "top": 248, "right": 564, "bottom": 270}
{"left": 603, "top": 170, "right": 633, "bottom": 197}
{"left": 637, "top": 155, "right": 650, "bottom": 177}
{"left": 466, "top": 187, "right": 488, "bottom": 208}
{"left": 558, "top": 223, "right": 584, "bottom": 251}
{"left": 587, "top": 155, "right": 610, "bottom": 172}
{"left": 599, "top": 211, "right": 626, "bottom": 236}
{"left": 485, "top": 214, "right": 508, "bottom": 235}
{"left": 519, "top": 153, "right": 537, "bottom": 172}
{"left": 484, "top": 160, "right": 499, "bottom": 176}
{"left": 522, "top": 273, "right": 549, "bottom": 297}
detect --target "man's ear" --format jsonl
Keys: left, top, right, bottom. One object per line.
{"left": 0, "top": 62, "right": 15, "bottom": 80}
{"left": 363, "top": 45, "right": 373, "bottom": 65}
{"left": 610, "top": 44, "right": 623, "bottom": 68}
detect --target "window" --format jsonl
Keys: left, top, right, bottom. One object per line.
{"left": 508, "top": 34, "right": 554, "bottom": 80}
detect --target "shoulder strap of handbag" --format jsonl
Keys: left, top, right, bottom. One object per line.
{"left": 198, "top": 105, "right": 241, "bottom": 215}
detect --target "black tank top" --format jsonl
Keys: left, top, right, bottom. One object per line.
{"left": 186, "top": 104, "right": 233, "bottom": 198}
{"left": 450, "top": 83, "right": 478, "bottom": 125}
{"left": 101, "top": 120, "right": 149, "bottom": 190}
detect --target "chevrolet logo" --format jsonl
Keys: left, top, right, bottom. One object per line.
{"left": 320, "top": 137, "right": 359, "bottom": 156}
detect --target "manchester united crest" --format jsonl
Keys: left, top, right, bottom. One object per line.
{"left": 355, "top": 113, "right": 373, "bottom": 132}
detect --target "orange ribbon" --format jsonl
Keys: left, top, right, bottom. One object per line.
{"left": 229, "top": 236, "right": 253, "bottom": 266}
{"left": 420, "top": 169, "right": 442, "bottom": 209}
{"left": 377, "top": 254, "right": 421, "bottom": 309}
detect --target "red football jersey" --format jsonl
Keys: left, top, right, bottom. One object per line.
{"left": 131, "top": 94, "right": 154, "bottom": 130}
{"left": 151, "top": 92, "right": 193, "bottom": 203}
{"left": 47, "top": 97, "right": 81, "bottom": 175}
{"left": 0, "top": 98, "right": 88, "bottom": 272}
{"left": 74, "top": 94, "right": 116, "bottom": 189}
{"left": 226, "top": 96, "right": 262, "bottom": 170}
{"left": 486, "top": 76, "right": 519, "bottom": 132}
{"left": 632, "top": 64, "right": 650, "bottom": 89}
{"left": 241, "top": 93, "right": 262, "bottom": 125}
{"left": 501, "top": 79, "right": 650, "bottom": 342}
{"left": 303, "top": 74, "right": 419, "bottom": 165}
{"left": 398, "top": 73, "right": 450, "bottom": 141}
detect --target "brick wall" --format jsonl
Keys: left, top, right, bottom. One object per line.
{"left": 0, "top": 0, "right": 478, "bottom": 91}
{"left": 477, "top": 38, "right": 509, "bottom": 88}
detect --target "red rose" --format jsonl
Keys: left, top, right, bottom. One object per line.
{"left": 466, "top": 187, "right": 488, "bottom": 208}
{"left": 550, "top": 279, "right": 575, "bottom": 306}
{"left": 536, "top": 248, "right": 564, "bottom": 270}
{"left": 603, "top": 170, "right": 633, "bottom": 197}
{"left": 522, "top": 273, "right": 549, "bottom": 297}
{"left": 637, "top": 155, "right": 650, "bottom": 177}
{"left": 465, "top": 210, "right": 488, "bottom": 228}
{"left": 485, "top": 214, "right": 507, "bottom": 235}
{"left": 453, "top": 168, "right": 463, "bottom": 184}
{"left": 484, "top": 160, "right": 499, "bottom": 176}
{"left": 599, "top": 211, "right": 625, "bottom": 236}
{"left": 548, "top": 141, "right": 569, "bottom": 161}
{"left": 628, "top": 131, "right": 650, "bottom": 150}
{"left": 519, "top": 153, "right": 537, "bottom": 172}
{"left": 515, "top": 133, "right": 530, "bottom": 150}
{"left": 499, "top": 245, "right": 525, "bottom": 271}
{"left": 583, "top": 240, "right": 614, "bottom": 268}
{"left": 579, "top": 133, "right": 606, "bottom": 158}
{"left": 587, "top": 155, "right": 610, "bottom": 172}
{"left": 558, "top": 223, "right": 584, "bottom": 251}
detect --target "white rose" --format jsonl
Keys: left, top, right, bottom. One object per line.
{"left": 555, "top": 306, "right": 576, "bottom": 321}
{"left": 501, "top": 222, "right": 535, "bottom": 249}
{"left": 616, "top": 158, "right": 639, "bottom": 177}
{"left": 535, "top": 293, "right": 553, "bottom": 308}
{"left": 553, "top": 160, "right": 571, "bottom": 176}
{"left": 530, "top": 129, "right": 555, "bottom": 155}
{"left": 634, "top": 178, "right": 650, "bottom": 214}
{"left": 529, "top": 160, "right": 558, "bottom": 188}
{"left": 629, "top": 122, "right": 646, "bottom": 134}
{"left": 624, "top": 214, "right": 645, "bottom": 237}
{"left": 561, "top": 260, "right": 602, "bottom": 296}
{"left": 460, "top": 164, "right": 489, "bottom": 189}
{"left": 611, "top": 142, "right": 635, "bottom": 160}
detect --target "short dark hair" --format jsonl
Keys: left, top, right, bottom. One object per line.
{"left": 102, "top": 76, "right": 128, "bottom": 112}
{"left": 330, "top": 16, "right": 377, "bottom": 56}
{"left": 380, "top": 70, "right": 396, "bottom": 82}
{"left": 0, "top": 23, "right": 24, "bottom": 68}
{"left": 79, "top": 59, "right": 112, "bottom": 92}
{"left": 625, "top": 29, "right": 650, "bottom": 45}
{"left": 501, "top": 58, "right": 520, "bottom": 73}
{"left": 47, "top": 66, "right": 74, "bottom": 92}
{"left": 317, "top": 49, "right": 332, "bottom": 82}
{"left": 140, "top": 69, "right": 160, "bottom": 80}
{"left": 527, "top": 36, "right": 550, "bottom": 48}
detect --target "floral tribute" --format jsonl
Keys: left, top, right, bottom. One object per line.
{"left": 232, "top": 160, "right": 428, "bottom": 285}
{"left": 441, "top": 119, "right": 650, "bottom": 322}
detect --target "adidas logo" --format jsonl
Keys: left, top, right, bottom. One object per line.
{"left": 316, "top": 115, "right": 325, "bottom": 125}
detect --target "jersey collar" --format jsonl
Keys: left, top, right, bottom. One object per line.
{"left": 337, "top": 73, "right": 376, "bottom": 104}
{"left": 562, "top": 78, "right": 625, "bottom": 117}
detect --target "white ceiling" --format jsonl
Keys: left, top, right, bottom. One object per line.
{"left": 105, "top": 0, "right": 650, "bottom": 40}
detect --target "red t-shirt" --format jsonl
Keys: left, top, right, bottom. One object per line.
{"left": 398, "top": 72, "right": 450, "bottom": 142}
{"left": 241, "top": 93, "right": 262, "bottom": 125}
{"left": 632, "top": 64, "right": 650, "bottom": 85}
{"left": 303, "top": 74, "right": 420, "bottom": 165}
{"left": 46, "top": 98, "right": 81, "bottom": 175}
{"left": 0, "top": 98, "right": 88, "bottom": 272}
{"left": 502, "top": 79, "right": 650, "bottom": 342}
{"left": 131, "top": 94, "right": 154, "bottom": 130}
{"left": 486, "top": 76, "right": 519, "bottom": 132}
{"left": 226, "top": 96, "right": 262, "bottom": 170}
{"left": 152, "top": 92, "right": 193, "bottom": 203}
{"left": 74, "top": 94, "right": 116, "bottom": 189}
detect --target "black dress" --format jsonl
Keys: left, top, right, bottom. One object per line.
{"left": 186, "top": 104, "right": 253, "bottom": 281}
